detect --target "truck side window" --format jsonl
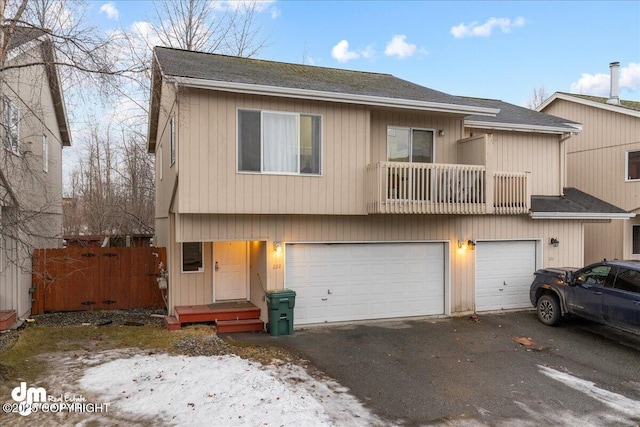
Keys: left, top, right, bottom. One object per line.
{"left": 575, "top": 265, "right": 612, "bottom": 287}
{"left": 613, "top": 269, "right": 640, "bottom": 294}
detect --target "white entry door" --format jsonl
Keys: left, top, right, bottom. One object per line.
{"left": 475, "top": 240, "right": 537, "bottom": 311}
{"left": 286, "top": 242, "right": 446, "bottom": 325}
{"left": 214, "top": 242, "right": 248, "bottom": 301}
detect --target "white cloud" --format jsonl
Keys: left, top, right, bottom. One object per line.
{"left": 331, "top": 40, "right": 360, "bottom": 63}
{"left": 384, "top": 35, "right": 417, "bottom": 58}
{"left": 570, "top": 72, "right": 609, "bottom": 96}
{"left": 361, "top": 44, "right": 375, "bottom": 59}
{"left": 621, "top": 62, "right": 640, "bottom": 89}
{"left": 99, "top": 2, "right": 119, "bottom": 20}
{"left": 271, "top": 7, "right": 281, "bottom": 19}
{"left": 451, "top": 16, "right": 525, "bottom": 38}
{"left": 570, "top": 62, "right": 640, "bottom": 96}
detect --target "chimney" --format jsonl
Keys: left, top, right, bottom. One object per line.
{"left": 607, "top": 61, "right": 621, "bottom": 105}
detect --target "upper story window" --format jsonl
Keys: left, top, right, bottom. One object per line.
{"left": 237, "top": 109, "right": 321, "bottom": 175}
{"left": 626, "top": 150, "right": 640, "bottom": 181}
{"left": 42, "top": 134, "right": 49, "bottom": 172}
{"left": 387, "top": 127, "right": 434, "bottom": 163}
{"left": 3, "top": 98, "right": 19, "bottom": 155}
{"left": 169, "top": 115, "right": 175, "bottom": 166}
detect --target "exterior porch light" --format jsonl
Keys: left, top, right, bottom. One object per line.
{"left": 467, "top": 240, "right": 476, "bottom": 250}
{"left": 550, "top": 238, "right": 559, "bottom": 247}
{"left": 273, "top": 241, "right": 282, "bottom": 253}
{"left": 457, "top": 240, "right": 467, "bottom": 250}
{"left": 438, "top": 130, "right": 445, "bottom": 137}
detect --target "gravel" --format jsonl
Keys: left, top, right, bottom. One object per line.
{"left": 27, "top": 308, "right": 167, "bottom": 327}
{"left": 0, "top": 308, "right": 166, "bottom": 356}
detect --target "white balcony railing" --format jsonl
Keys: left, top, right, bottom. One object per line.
{"left": 366, "top": 162, "right": 530, "bottom": 215}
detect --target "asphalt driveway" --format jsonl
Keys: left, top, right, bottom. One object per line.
{"left": 226, "top": 311, "right": 640, "bottom": 426}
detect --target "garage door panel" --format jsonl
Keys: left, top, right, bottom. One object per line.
{"left": 287, "top": 243, "right": 445, "bottom": 325}
{"left": 476, "top": 241, "right": 536, "bottom": 312}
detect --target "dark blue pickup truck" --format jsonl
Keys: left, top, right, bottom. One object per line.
{"left": 530, "top": 260, "right": 640, "bottom": 334}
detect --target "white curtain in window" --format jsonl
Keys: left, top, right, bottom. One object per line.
{"left": 263, "top": 112, "right": 298, "bottom": 173}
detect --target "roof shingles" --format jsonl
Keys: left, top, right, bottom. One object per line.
{"left": 154, "top": 46, "right": 479, "bottom": 107}
{"left": 531, "top": 188, "right": 629, "bottom": 214}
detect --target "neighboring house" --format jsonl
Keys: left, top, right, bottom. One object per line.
{"left": 539, "top": 62, "right": 640, "bottom": 264}
{"left": 147, "top": 47, "right": 629, "bottom": 327}
{"left": 0, "top": 27, "right": 71, "bottom": 329}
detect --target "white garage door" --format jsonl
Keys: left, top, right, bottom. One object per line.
{"left": 286, "top": 243, "right": 445, "bottom": 325}
{"left": 475, "top": 241, "right": 537, "bottom": 312}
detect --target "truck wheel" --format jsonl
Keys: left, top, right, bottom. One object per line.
{"left": 537, "top": 294, "right": 560, "bottom": 326}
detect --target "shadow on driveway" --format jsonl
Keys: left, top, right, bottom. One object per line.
{"left": 225, "top": 311, "right": 640, "bottom": 426}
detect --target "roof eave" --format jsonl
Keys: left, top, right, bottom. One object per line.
{"left": 170, "top": 76, "right": 500, "bottom": 116}
{"left": 464, "top": 120, "right": 582, "bottom": 135}
{"left": 539, "top": 93, "right": 640, "bottom": 118}
{"left": 529, "top": 212, "right": 635, "bottom": 220}
{"left": 147, "top": 53, "right": 163, "bottom": 153}
{"left": 40, "top": 39, "right": 71, "bottom": 146}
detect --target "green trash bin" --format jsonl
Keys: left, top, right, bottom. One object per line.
{"left": 266, "top": 289, "right": 296, "bottom": 336}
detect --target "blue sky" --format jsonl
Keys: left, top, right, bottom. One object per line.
{"left": 94, "top": 0, "right": 640, "bottom": 106}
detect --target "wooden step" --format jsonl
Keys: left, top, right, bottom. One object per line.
{"left": 216, "top": 319, "right": 264, "bottom": 334}
{"left": 164, "top": 315, "right": 181, "bottom": 331}
{"left": 0, "top": 310, "right": 17, "bottom": 331}
{"left": 175, "top": 304, "right": 260, "bottom": 323}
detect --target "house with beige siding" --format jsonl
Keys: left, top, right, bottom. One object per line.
{"left": 148, "top": 47, "right": 629, "bottom": 330}
{"left": 0, "top": 28, "right": 71, "bottom": 329}
{"left": 539, "top": 62, "right": 640, "bottom": 264}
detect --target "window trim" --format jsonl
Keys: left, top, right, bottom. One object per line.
{"left": 181, "top": 242, "right": 204, "bottom": 273}
{"left": 3, "top": 98, "right": 19, "bottom": 155}
{"left": 386, "top": 126, "right": 435, "bottom": 163}
{"left": 169, "top": 115, "right": 175, "bottom": 167}
{"left": 626, "top": 150, "right": 640, "bottom": 182}
{"left": 236, "top": 108, "right": 323, "bottom": 176}
{"left": 42, "top": 134, "right": 48, "bottom": 173}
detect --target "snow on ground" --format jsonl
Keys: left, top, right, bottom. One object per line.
{"left": 72, "top": 351, "right": 389, "bottom": 427}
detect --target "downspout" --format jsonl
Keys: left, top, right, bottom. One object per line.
{"left": 559, "top": 132, "right": 573, "bottom": 196}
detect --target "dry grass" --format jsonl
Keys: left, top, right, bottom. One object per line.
{"left": 0, "top": 324, "right": 218, "bottom": 397}
{"left": 0, "top": 322, "right": 298, "bottom": 401}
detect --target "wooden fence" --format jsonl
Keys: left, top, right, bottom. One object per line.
{"left": 31, "top": 247, "right": 166, "bottom": 314}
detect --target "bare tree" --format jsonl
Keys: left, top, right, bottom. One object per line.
{"left": 526, "top": 86, "right": 550, "bottom": 110}
{"left": 152, "top": 0, "right": 269, "bottom": 57}
{"left": 63, "top": 119, "right": 154, "bottom": 237}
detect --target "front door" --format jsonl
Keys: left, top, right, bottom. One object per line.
{"left": 214, "top": 242, "right": 248, "bottom": 301}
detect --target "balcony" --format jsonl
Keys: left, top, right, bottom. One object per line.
{"left": 366, "top": 162, "right": 530, "bottom": 215}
